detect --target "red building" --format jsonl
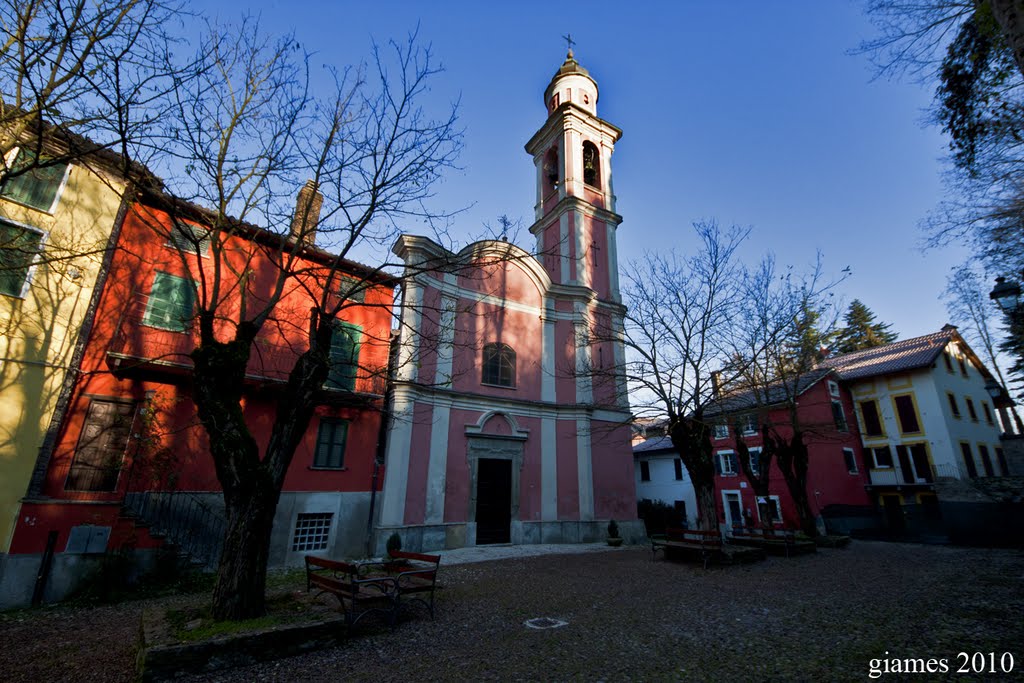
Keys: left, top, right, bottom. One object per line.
{"left": 3, "top": 187, "right": 393, "bottom": 606}
{"left": 705, "top": 370, "right": 874, "bottom": 534}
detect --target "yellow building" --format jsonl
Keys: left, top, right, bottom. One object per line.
{"left": 0, "top": 138, "right": 134, "bottom": 562}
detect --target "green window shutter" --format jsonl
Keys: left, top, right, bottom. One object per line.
{"left": 314, "top": 419, "right": 348, "bottom": 469}
{"left": 327, "top": 321, "right": 362, "bottom": 390}
{"left": 143, "top": 271, "right": 195, "bottom": 331}
{"left": 1, "top": 149, "right": 68, "bottom": 211}
{"left": 0, "top": 221, "right": 44, "bottom": 296}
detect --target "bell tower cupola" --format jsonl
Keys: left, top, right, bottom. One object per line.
{"left": 525, "top": 47, "right": 623, "bottom": 301}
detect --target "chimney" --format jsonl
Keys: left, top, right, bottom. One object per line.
{"left": 711, "top": 370, "right": 723, "bottom": 398}
{"left": 290, "top": 179, "right": 323, "bottom": 244}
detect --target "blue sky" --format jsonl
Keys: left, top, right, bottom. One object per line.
{"left": 197, "top": 0, "right": 970, "bottom": 340}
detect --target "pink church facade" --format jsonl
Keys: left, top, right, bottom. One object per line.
{"left": 375, "top": 52, "right": 642, "bottom": 551}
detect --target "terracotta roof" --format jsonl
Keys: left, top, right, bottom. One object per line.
{"left": 819, "top": 327, "right": 956, "bottom": 381}
{"left": 701, "top": 368, "right": 833, "bottom": 418}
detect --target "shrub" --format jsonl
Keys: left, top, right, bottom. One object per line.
{"left": 386, "top": 532, "right": 402, "bottom": 555}
{"left": 637, "top": 499, "right": 685, "bottom": 535}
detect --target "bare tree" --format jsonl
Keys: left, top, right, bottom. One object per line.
{"left": 0, "top": 0, "right": 189, "bottom": 188}
{"left": 945, "top": 263, "right": 1024, "bottom": 428}
{"left": 123, "top": 20, "right": 465, "bottom": 620}
{"left": 618, "top": 221, "right": 749, "bottom": 531}
{"left": 723, "top": 257, "right": 845, "bottom": 537}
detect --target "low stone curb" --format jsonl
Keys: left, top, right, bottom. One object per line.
{"left": 136, "top": 605, "right": 349, "bottom": 682}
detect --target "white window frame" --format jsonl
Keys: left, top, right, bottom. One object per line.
{"left": 718, "top": 450, "right": 736, "bottom": 476}
{"left": 871, "top": 446, "right": 894, "bottom": 469}
{"left": 748, "top": 447, "right": 762, "bottom": 477}
{"left": 827, "top": 379, "right": 840, "bottom": 398}
{"left": 0, "top": 217, "right": 47, "bottom": 298}
{"left": 712, "top": 422, "right": 728, "bottom": 440}
{"left": 756, "top": 495, "right": 783, "bottom": 526}
{"left": 843, "top": 447, "right": 858, "bottom": 474}
{"left": 166, "top": 219, "right": 211, "bottom": 258}
{"left": 739, "top": 414, "right": 757, "bottom": 436}
{"left": 1, "top": 146, "right": 71, "bottom": 214}
{"left": 290, "top": 512, "right": 334, "bottom": 553}
{"left": 831, "top": 400, "right": 848, "bottom": 432}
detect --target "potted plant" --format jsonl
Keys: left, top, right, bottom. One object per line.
{"left": 607, "top": 520, "right": 623, "bottom": 547}
{"left": 385, "top": 532, "right": 407, "bottom": 570}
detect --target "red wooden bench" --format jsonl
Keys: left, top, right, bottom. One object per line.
{"left": 650, "top": 528, "right": 723, "bottom": 569}
{"left": 385, "top": 549, "right": 441, "bottom": 619}
{"left": 305, "top": 555, "right": 398, "bottom": 629}
{"left": 728, "top": 527, "right": 816, "bottom": 558}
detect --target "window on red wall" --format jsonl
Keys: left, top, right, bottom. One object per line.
{"left": 66, "top": 398, "right": 137, "bottom": 492}
{"left": 831, "top": 401, "right": 848, "bottom": 432}
{"left": 314, "top": 419, "right": 348, "bottom": 469}
{"left": 482, "top": 342, "right": 516, "bottom": 387}
{"left": 843, "top": 448, "right": 858, "bottom": 474}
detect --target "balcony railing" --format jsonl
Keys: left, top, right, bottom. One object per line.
{"left": 107, "top": 293, "right": 386, "bottom": 396}
{"left": 867, "top": 461, "right": 972, "bottom": 487}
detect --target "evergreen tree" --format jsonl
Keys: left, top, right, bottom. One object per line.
{"left": 835, "top": 300, "right": 898, "bottom": 353}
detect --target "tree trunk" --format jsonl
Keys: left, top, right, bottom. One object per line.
{"left": 212, "top": 476, "right": 278, "bottom": 619}
{"left": 775, "top": 435, "right": 818, "bottom": 538}
{"left": 693, "top": 480, "right": 719, "bottom": 532}
{"left": 669, "top": 417, "right": 719, "bottom": 532}
{"left": 190, "top": 315, "right": 335, "bottom": 621}
{"left": 190, "top": 328, "right": 271, "bottom": 620}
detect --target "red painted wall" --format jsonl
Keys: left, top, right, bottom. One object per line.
{"left": 711, "top": 379, "right": 871, "bottom": 529}
{"left": 10, "top": 198, "right": 394, "bottom": 554}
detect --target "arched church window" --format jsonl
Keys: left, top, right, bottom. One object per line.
{"left": 482, "top": 343, "right": 516, "bottom": 387}
{"left": 543, "top": 148, "right": 559, "bottom": 193}
{"left": 583, "top": 141, "right": 600, "bottom": 187}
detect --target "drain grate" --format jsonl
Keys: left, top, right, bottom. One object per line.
{"left": 524, "top": 617, "right": 568, "bottom": 630}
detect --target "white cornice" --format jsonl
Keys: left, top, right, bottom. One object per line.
{"left": 525, "top": 103, "right": 623, "bottom": 155}
{"left": 391, "top": 381, "right": 632, "bottom": 422}
{"left": 527, "top": 196, "right": 623, "bottom": 234}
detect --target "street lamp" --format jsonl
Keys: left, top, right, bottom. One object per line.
{"left": 985, "top": 378, "right": 1004, "bottom": 401}
{"left": 989, "top": 275, "right": 1022, "bottom": 314}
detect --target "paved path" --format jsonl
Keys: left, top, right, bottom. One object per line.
{"left": 432, "top": 541, "right": 625, "bottom": 565}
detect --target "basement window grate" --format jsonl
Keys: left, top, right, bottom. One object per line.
{"left": 291, "top": 512, "right": 333, "bottom": 552}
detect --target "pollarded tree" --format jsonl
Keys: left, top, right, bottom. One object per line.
{"left": 833, "top": 299, "right": 898, "bottom": 353}
{"left": 618, "top": 221, "right": 752, "bottom": 532}
{"left": 722, "top": 257, "right": 846, "bottom": 537}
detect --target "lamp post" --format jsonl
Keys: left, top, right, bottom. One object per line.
{"left": 989, "top": 273, "right": 1024, "bottom": 435}
{"left": 989, "top": 275, "right": 1021, "bottom": 314}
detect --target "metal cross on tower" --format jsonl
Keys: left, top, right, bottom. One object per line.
{"left": 562, "top": 33, "right": 575, "bottom": 56}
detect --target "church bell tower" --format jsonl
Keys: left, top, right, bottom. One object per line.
{"left": 525, "top": 47, "right": 623, "bottom": 303}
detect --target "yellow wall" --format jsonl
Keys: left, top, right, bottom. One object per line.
{"left": 0, "top": 161, "right": 125, "bottom": 551}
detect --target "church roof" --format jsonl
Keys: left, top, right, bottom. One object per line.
{"left": 552, "top": 50, "right": 591, "bottom": 79}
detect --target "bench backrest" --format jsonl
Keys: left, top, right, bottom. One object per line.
{"left": 665, "top": 528, "right": 722, "bottom": 546}
{"left": 388, "top": 549, "right": 441, "bottom": 566}
{"left": 305, "top": 555, "right": 358, "bottom": 574}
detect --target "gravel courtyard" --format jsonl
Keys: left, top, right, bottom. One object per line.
{"left": 2, "top": 541, "right": 1022, "bottom": 682}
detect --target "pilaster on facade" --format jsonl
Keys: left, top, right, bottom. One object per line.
{"left": 395, "top": 279, "right": 423, "bottom": 384}
{"left": 379, "top": 390, "right": 415, "bottom": 527}
{"left": 576, "top": 416, "right": 595, "bottom": 520}
{"left": 434, "top": 294, "right": 457, "bottom": 388}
